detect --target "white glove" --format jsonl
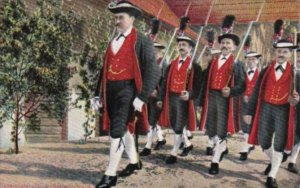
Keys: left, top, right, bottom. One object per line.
{"left": 180, "top": 90, "right": 189, "bottom": 101}
{"left": 90, "top": 97, "right": 101, "bottom": 111}
{"left": 288, "top": 92, "right": 299, "bottom": 106}
{"left": 133, "top": 97, "right": 144, "bottom": 112}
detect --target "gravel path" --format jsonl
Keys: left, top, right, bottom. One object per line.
{"left": 0, "top": 131, "right": 299, "bottom": 188}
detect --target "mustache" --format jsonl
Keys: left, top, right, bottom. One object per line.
{"left": 179, "top": 49, "right": 185, "bottom": 52}
{"left": 278, "top": 56, "right": 284, "bottom": 59}
{"left": 221, "top": 47, "right": 228, "bottom": 50}
{"left": 116, "top": 23, "right": 120, "bottom": 27}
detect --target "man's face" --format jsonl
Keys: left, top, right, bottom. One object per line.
{"left": 114, "top": 13, "right": 134, "bottom": 33}
{"left": 297, "top": 51, "right": 300, "bottom": 69}
{"left": 203, "top": 50, "right": 213, "bottom": 63}
{"left": 275, "top": 48, "right": 292, "bottom": 64}
{"left": 220, "top": 38, "right": 236, "bottom": 56}
{"left": 177, "top": 41, "right": 192, "bottom": 57}
{"left": 246, "top": 56, "right": 258, "bottom": 69}
{"left": 154, "top": 48, "right": 163, "bottom": 60}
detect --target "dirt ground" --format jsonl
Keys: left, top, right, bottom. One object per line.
{"left": 0, "top": 131, "right": 299, "bottom": 188}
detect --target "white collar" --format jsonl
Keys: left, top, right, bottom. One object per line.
{"left": 247, "top": 67, "right": 257, "bottom": 72}
{"left": 275, "top": 61, "right": 287, "bottom": 70}
{"left": 179, "top": 56, "right": 188, "bottom": 62}
{"left": 118, "top": 25, "right": 133, "bottom": 37}
{"left": 219, "top": 53, "right": 231, "bottom": 60}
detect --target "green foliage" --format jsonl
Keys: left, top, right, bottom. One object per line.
{"left": 77, "top": 9, "right": 113, "bottom": 101}
{"left": 74, "top": 9, "right": 114, "bottom": 139}
{"left": 0, "top": 0, "right": 78, "bottom": 152}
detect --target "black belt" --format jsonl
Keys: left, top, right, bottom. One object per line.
{"left": 106, "top": 79, "right": 135, "bottom": 87}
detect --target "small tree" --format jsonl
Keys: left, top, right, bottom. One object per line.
{"left": 0, "top": 0, "right": 78, "bottom": 153}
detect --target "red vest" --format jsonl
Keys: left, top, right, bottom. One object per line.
{"left": 106, "top": 30, "right": 135, "bottom": 81}
{"left": 210, "top": 55, "right": 233, "bottom": 90}
{"left": 244, "top": 69, "right": 259, "bottom": 96}
{"left": 169, "top": 57, "right": 190, "bottom": 93}
{"left": 263, "top": 63, "right": 291, "bottom": 105}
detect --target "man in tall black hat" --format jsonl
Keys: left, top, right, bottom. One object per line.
{"left": 238, "top": 52, "right": 261, "bottom": 161}
{"left": 139, "top": 42, "right": 167, "bottom": 156}
{"left": 199, "top": 33, "right": 245, "bottom": 175}
{"left": 91, "top": 1, "right": 160, "bottom": 187}
{"left": 245, "top": 39, "right": 299, "bottom": 187}
{"left": 157, "top": 35, "right": 202, "bottom": 164}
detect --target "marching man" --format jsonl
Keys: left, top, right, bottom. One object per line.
{"left": 157, "top": 35, "right": 202, "bottom": 164}
{"left": 244, "top": 39, "right": 299, "bottom": 187}
{"left": 91, "top": 1, "right": 160, "bottom": 187}
{"left": 199, "top": 32, "right": 245, "bottom": 175}
{"left": 238, "top": 52, "right": 261, "bottom": 161}
{"left": 140, "top": 42, "right": 167, "bottom": 156}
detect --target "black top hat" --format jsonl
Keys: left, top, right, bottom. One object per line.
{"left": 273, "top": 39, "right": 298, "bottom": 49}
{"left": 218, "top": 33, "right": 240, "bottom": 46}
{"left": 245, "top": 51, "right": 261, "bottom": 58}
{"left": 176, "top": 35, "right": 195, "bottom": 47}
{"left": 108, "top": 1, "right": 142, "bottom": 17}
{"left": 154, "top": 42, "right": 166, "bottom": 50}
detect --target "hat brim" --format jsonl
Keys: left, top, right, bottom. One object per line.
{"left": 245, "top": 55, "right": 261, "bottom": 59}
{"left": 210, "top": 49, "right": 221, "bottom": 55}
{"left": 218, "top": 34, "right": 240, "bottom": 46}
{"left": 245, "top": 53, "right": 262, "bottom": 58}
{"left": 108, "top": 7, "right": 141, "bottom": 17}
{"left": 176, "top": 39, "right": 195, "bottom": 48}
{"left": 273, "top": 44, "right": 298, "bottom": 49}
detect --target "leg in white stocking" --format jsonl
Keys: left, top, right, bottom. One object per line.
{"left": 156, "top": 125, "right": 165, "bottom": 141}
{"left": 145, "top": 128, "right": 154, "bottom": 149}
{"left": 288, "top": 143, "right": 300, "bottom": 164}
{"left": 171, "top": 134, "right": 182, "bottom": 156}
{"left": 212, "top": 138, "right": 227, "bottom": 163}
{"left": 268, "top": 151, "right": 283, "bottom": 178}
{"left": 105, "top": 137, "right": 125, "bottom": 176}
{"left": 124, "top": 131, "right": 138, "bottom": 164}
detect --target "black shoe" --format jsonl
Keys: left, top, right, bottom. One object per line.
{"left": 239, "top": 146, "right": 254, "bottom": 161}
{"left": 219, "top": 148, "right": 229, "bottom": 162}
{"left": 264, "top": 164, "right": 272, "bottom": 176}
{"left": 239, "top": 152, "right": 248, "bottom": 161}
{"left": 179, "top": 142, "right": 184, "bottom": 150}
{"left": 266, "top": 177, "right": 278, "bottom": 188}
{"left": 95, "top": 175, "right": 117, "bottom": 188}
{"left": 140, "top": 148, "right": 151, "bottom": 156}
{"left": 180, "top": 145, "right": 193, "bottom": 157}
{"left": 288, "top": 163, "right": 299, "bottom": 174}
{"left": 118, "top": 161, "right": 142, "bottom": 177}
{"left": 165, "top": 155, "right": 177, "bottom": 164}
{"left": 206, "top": 147, "right": 213, "bottom": 156}
{"left": 282, "top": 152, "right": 290, "bottom": 163}
{"left": 188, "top": 135, "right": 193, "bottom": 140}
{"left": 209, "top": 163, "right": 219, "bottom": 175}
{"left": 153, "top": 139, "right": 166, "bottom": 150}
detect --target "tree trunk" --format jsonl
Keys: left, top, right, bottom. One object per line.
{"left": 14, "top": 123, "right": 19, "bottom": 154}
{"left": 14, "top": 95, "right": 20, "bottom": 154}
{"left": 14, "top": 119, "right": 19, "bottom": 154}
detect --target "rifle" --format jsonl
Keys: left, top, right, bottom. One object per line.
{"left": 183, "top": 0, "right": 214, "bottom": 91}
{"left": 291, "top": 31, "right": 298, "bottom": 95}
